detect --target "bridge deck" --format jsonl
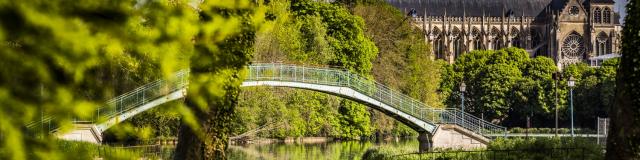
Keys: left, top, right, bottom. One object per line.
{"left": 28, "top": 63, "right": 507, "bottom": 142}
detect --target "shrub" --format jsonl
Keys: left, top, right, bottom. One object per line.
{"left": 510, "top": 127, "right": 524, "bottom": 133}
{"left": 539, "top": 128, "right": 551, "bottom": 133}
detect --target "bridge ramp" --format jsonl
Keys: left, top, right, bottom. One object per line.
{"left": 432, "top": 124, "right": 491, "bottom": 150}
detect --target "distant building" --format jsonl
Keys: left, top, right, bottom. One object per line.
{"left": 388, "top": 0, "right": 622, "bottom": 69}
{"left": 589, "top": 53, "right": 620, "bottom": 67}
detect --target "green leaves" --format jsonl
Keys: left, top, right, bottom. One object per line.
{"left": 239, "top": 0, "right": 379, "bottom": 140}
{"left": 338, "top": 100, "right": 372, "bottom": 139}
{"left": 442, "top": 47, "right": 618, "bottom": 129}
{"left": 441, "top": 48, "right": 558, "bottom": 124}
{"left": 290, "top": 0, "right": 378, "bottom": 75}
{"left": 562, "top": 59, "right": 618, "bottom": 128}
{"left": 235, "top": 88, "right": 343, "bottom": 138}
{"left": 0, "top": 0, "right": 264, "bottom": 159}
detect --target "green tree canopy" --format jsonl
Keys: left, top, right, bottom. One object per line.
{"left": 441, "top": 48, "right": 558, "bottom": 124}
{"left": 0, "top": 0, "right": 264, "bottom": 159}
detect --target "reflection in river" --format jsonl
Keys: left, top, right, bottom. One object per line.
{"left": 227, "top": 139, "right": 418, "bottom": 160}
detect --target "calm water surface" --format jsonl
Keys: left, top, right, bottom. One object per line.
{"left": 226, "top": 139, "right": 419, "bottom": 160}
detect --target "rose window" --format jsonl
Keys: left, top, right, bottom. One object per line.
{"left": 569, "top": 6, "right": 579, "bottom": 16}
{"left": 562, "top": 33, "right": 584, "bottom": 58}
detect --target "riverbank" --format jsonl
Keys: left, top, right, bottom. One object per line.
{"left": 231, "top": 137, "right": 333, "bottom": 145}
{"left": 137, "top": 136, "right": 410, "bottom": 146}
{"left": 361, "top": 137, "right": 604, "bottom": 160}
{"left": 149, "top": 136, "right": 337, "bottom": 145}
{"left": 230, "top": 135, "right": 415, "bottom": 145}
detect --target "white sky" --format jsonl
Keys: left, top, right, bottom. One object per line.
{"left": 615, "top": 0, "right": 628, "bottom": 24}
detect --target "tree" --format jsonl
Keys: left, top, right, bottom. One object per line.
{"left": 560, "top": 60, "right": 618, "bottom": 129}
{"left": 173, "top": 1, "right": 264, "bottom": 159}
{"left": 0, "top": 0, "right": 264, "bottom": 159}
{"left": 290, "top": 0, "right": 378, "bottom": 74}
{"left": 0, "top": 0, "right": 193, "bottom": 159}
{"left": 605, "top": 0, "right": 640, "bottom": 158}
{"left": 352, "top": 1, "right": 442, "bottom": 138}
{"left": 440, "top": 48, "right": 559, "bottom": 125}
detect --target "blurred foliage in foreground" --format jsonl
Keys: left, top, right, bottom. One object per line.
{"left": 362, "top": 137, "right": 604, "bottom": 160}
{"left": 55, "top": 140, "right": 142, "bottom": 160}
{"left": 606, "top": 0, "right": 640, "bottom": 158}
{"left": 0, "top": 0, "right": 264, "bottom": 159}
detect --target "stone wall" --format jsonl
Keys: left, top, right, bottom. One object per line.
{"left": 431, "top": 124, "right": 490, "bottom": 150}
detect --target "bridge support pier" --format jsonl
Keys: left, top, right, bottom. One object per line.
{"left": 417, "top": 131, "right": 432, "bottom": 153}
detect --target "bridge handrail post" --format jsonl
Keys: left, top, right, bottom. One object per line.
{"left": 432, "top": 109, "right": 436, "bottom": 122}
{"left": 389, "top": 88, "right": 393, "bottom": 106}
{"left": 279, "top": 64, "right": 283, "bottom": 81}
{"left": 454, "top": 110, "right": 457, "bottom": 125}
{"left": 411, "top": 100, "right": 414, "bottom": 115}
{"left": 346, "top": 71, "right": 349, "bottom": 87}
{"left": 504, "top": 128, "right": 507, "bottom": 138}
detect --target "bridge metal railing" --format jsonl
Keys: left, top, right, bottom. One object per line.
{"left": 26, "top": 70, "right": 189, "bottom": 134}
{"left": 246, "top": 63, "right": 507, "bottom": 137}
{"left": 27, "top": 63, "right": 506, "bottom": 138}
{"left": 95, "top": 70, "right": 189, "bottom": 122}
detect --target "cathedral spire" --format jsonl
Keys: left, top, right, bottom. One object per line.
{"left": 482, "top": 6, "right": 486, "bottom": 34}
{"left": 463, "top": 3, "right": 467, "bottom": 34}
{"left": 444, "top": 8, "right": 447, "bottom": 18}
{"left": 502, "top": 0, "right": 506, "bottom": 16}
{"left": 463, "top": 2, "right": 467, "bottom": 19}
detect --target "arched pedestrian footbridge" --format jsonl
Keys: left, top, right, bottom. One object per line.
{"left": 28, "top": 63, "right": 506, "bottom": 150}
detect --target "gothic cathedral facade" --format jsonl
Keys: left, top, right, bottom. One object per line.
{"left": 388, "top": 0, "right": 622, "bottom": 69}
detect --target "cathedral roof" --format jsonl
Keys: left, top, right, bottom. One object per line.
{"left": 385, "top": 0, "right": 567, "bottom": 17}
{"left": 589, "top": 0, "right": 615, "bottom": 4}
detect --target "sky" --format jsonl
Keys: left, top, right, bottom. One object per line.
{"left": 615, "top": 0, "right": 628, "bottom": 24}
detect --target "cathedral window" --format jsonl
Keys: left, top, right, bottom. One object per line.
{"left": 452, "top": 27, "right": 461, "bottom": 37}
{"left": 433, "top": 27, "right": 445, "bottom": 59}
{"left": 454, "top": 37, "right": 463, "bottom": 59}
{"left": 594, "top": 8, "right": 602, "bottom": 23}
{"left": 491, "top": 27, "right": 502, "bottom": 50}
{"left": 569, "top": 6, "right": 579, "bottom": 16}
{"left": 471, "top": 27, "right": 481, "bottom": 50}
{"left": 436, "top": 37, "right": 445, "bottom": 59}
{"left": 493, "top": 38, "right": 503, "bottom": 50}
{"left": 511, "top": 28, "right": 521, "bottom": 48}
{"left": 512, "top": 37, "right": 521, "bottom": 48}
{"left": 452, "top": 28, "right": 463, "bottom": 58}
{"left": 432, "top": 27, "right": 441, "bottom": 36}
{"left": 530, "top": 29, "right": 540, "bottom": 48}
{"left": 603, "top": 7, "right": 611, "bottom": 24}
{"left": 471, "top": 28, "right": 480, "bottom": 38}
{"left": 491, "top": 27, "right": 500, "bottom": 37}
{"left": 596, "top": 32, "right": 610, "bottom": 56}
{"left": 562, "top": 32, "right": 585, "bottom": 59}
{"left": 474, "top": 37, "right": 483, "bottom": 50}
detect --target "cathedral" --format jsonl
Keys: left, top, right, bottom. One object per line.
{"left": 387, "top": 0, "right": 623, "bottom": 69}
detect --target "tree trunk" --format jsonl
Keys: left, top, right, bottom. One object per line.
{"left": 174, "top": 74, "right": 242, "bottom": 160}
{"left": 605, "top": 0, "right": 640, "bottom": 159}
